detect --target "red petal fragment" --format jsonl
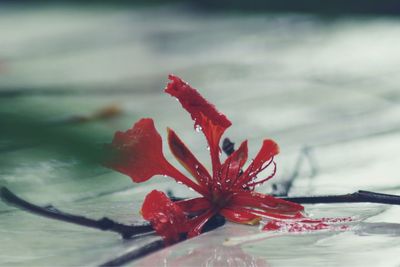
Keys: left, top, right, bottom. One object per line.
{"left": 229, "top": 191, "right": 304, "bottom": 216}
{"left": 220, "top": 140, "right": 248, "bottom": 187}
{"left": 175, "top": 197, "right": 211, "bottom": 214}
{"left": 237, "top": 139, "right": 279, "bottom": 187}
{"left": 262, "top": 219, "right": 350, "bottom": 232}
{"left": 220, "top": 208, "right": 261, "bottom": 225}
{"left": 141, "top": 190, "right": 188, "bottom": 244}
{"left": 165, "top": 75, "right": 232, "bottom": 173}
{"left": 167, "top": 128, "right": 211, "bottom": 188}
{"left": 106, "top": 118, "right": 171, "bottom": 182}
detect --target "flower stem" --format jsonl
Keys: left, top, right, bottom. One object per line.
{"left": 0, "top": 187, "right": 153, "bottom": 239}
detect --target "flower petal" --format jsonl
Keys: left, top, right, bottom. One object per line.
{"left": 141, "top": 190, "right": 188, "bottom": 244}
{"left": 220, "top": 208, "right": 261, "bottom": 225}
{"left": 167, "top": 128, "right": 211, "bottom": 187}
{"left": 106, "top": 118, "right": 171, "bottom": 182}
{"left": 236, "top": 139, "right": 279, "bottom": 187}
{"left": 231, "top": 206, "right": 304, "bottom": 220}
{"left": 165, "top": 75, "right": 231, "bottom": 173}
{"left": 229, "top": 191, "right": 304, "bottom": 217}
{"left": 107, "top": 118, "right": 207, "bottom": 195}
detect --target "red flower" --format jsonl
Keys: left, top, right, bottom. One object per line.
{"left": 107, "top": 75, "right": 307, "bottom": 243}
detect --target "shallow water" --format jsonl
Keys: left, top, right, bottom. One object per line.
{"left": 1, "top": 4, "right": 400, "bottom": 266}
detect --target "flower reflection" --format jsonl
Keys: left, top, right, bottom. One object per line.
{"left": 138, "top": 244, "right": 269, "bottom": 267}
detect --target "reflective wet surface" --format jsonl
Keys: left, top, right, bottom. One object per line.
{"left": 1, "top": 4, "right": 400, "bottom": 266}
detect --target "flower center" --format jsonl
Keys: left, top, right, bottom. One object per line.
{"left": 211, "top": 192, "right": 232, "bottom": 211}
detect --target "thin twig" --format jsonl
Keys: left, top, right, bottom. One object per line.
{"left": 0, "top": 187, "right": 153, "bottom": 239}
{"left": 272, "top": 146, "right": 317, "bottom": 196}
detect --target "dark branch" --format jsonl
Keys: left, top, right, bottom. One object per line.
{"left": 284, "top": 190, "right": 400, "bottom": 205}
{"left": 99, "top": 239, "right": 164, "bottom": 267}
{"left": 0, "top": 187, "right": 153, "bottom": 239}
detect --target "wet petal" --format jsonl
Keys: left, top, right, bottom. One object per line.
{"left": 229, "top": 191, "right": 304, "bottom": 217}
{"left": 232, "top": 206, "right": 305, "bottom": 220}
{"left": 165, "top": 75, "right": 231, "bottom": 173}
{"left": 107, "top": 119, "right": 207, "bottom": 195}
{"left": 220, "top": 207, "right": 261, "bottom": 225}
{"left": 106, "top": 118, "right": 172, "bottom": 182}
{"left": 141, "top": 190, "right": 188, "bottom": 244}
{"left": 167, "top": 128, "right": 211, "bottom": 187}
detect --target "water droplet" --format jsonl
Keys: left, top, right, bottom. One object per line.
{"left": 206, "top": 146, "right": 210, "bottom": 151}
{"left": 195, "top": 125, "right": 203, "bottom": 132}
{"left": 157, "top": 213, "right": 168, "bottom": 223}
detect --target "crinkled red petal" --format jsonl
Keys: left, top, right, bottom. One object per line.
{"left": 165, "top": 75, "right": 231, "bottom": 131}
{"left": 220, "top": 207, "right": 261, "bottom": 225}
{"left": 141, "top": 190, "right": 188, "bottom": 244}
{"left": 167, "top": 128, "right": 211, "bottom": 189}
{"left": 229, "top": 191, "right": 304, "bottom": 216}
{"left": 165, "top": 75, "right": 232, "bottom": 173}
{"left": 106, "top": 118, "right": 172, "bottom": 182}
{"left": 175, "top": 197, "right": 211, "bottom": 214}
{"left": 237, "top": 139, "right": 279, "bottom": 187}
